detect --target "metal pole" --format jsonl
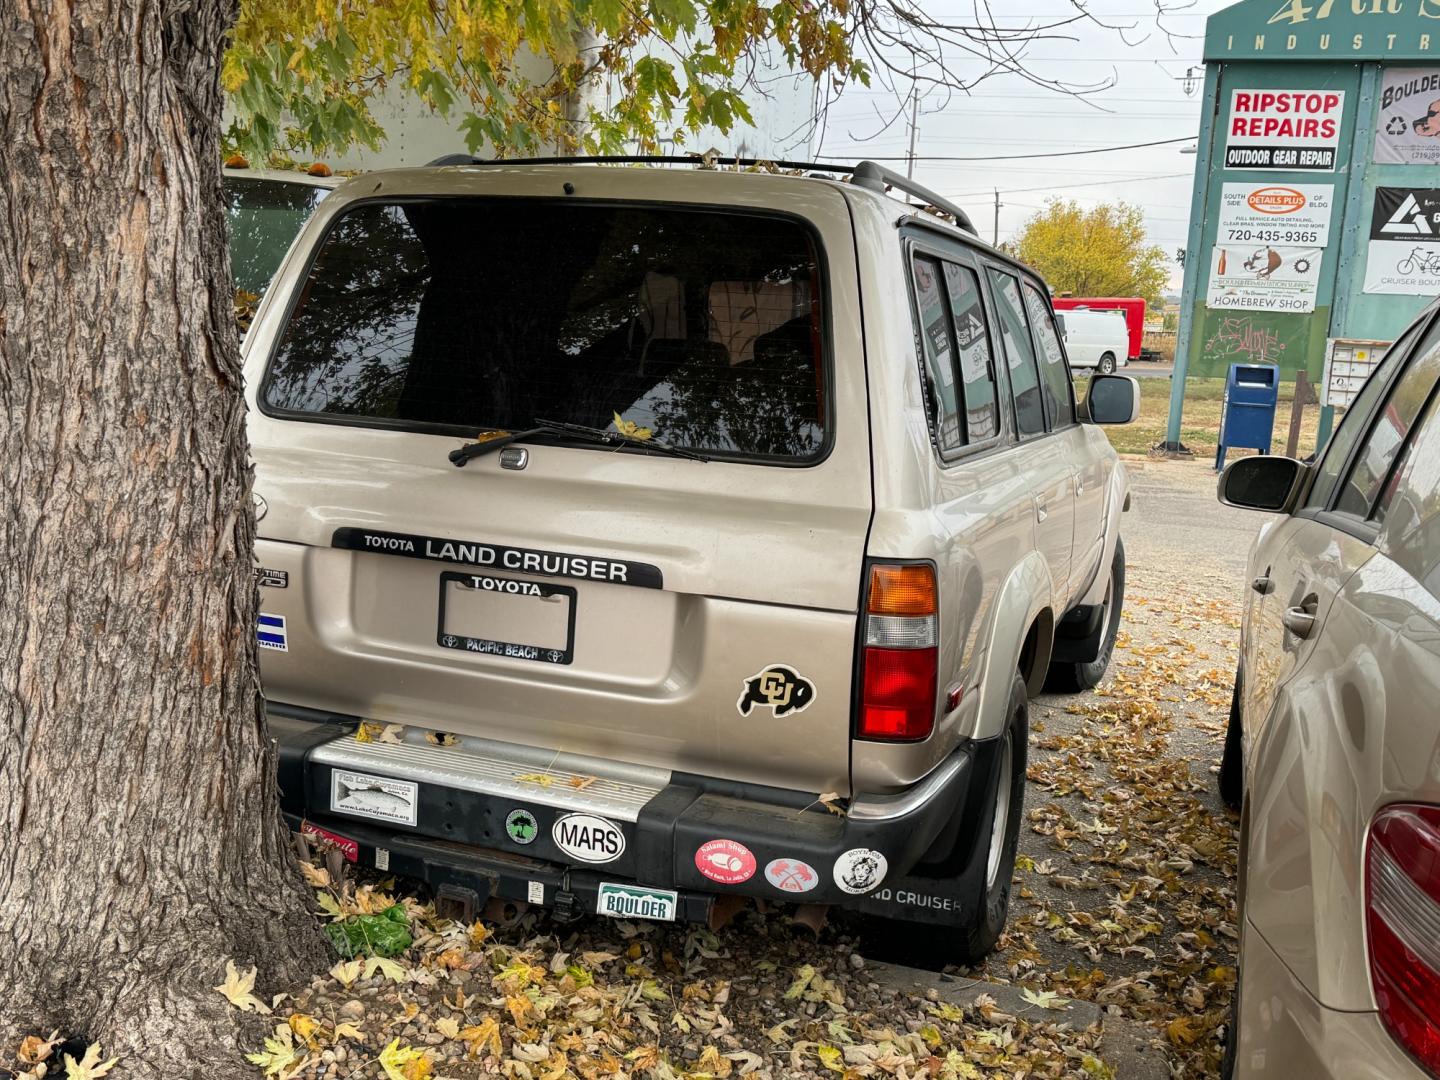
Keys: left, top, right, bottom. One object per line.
{"left": 906, "top": 89, "right": 919, "bottom": 180}
{"left": 1163, "top": 63, "right": 1221, "bottom": 452}
{"left": 993, "top": 189, "right": 1002, "bottom": 247}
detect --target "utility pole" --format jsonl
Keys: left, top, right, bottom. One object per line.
{"left": 993, "top": 189, "right": 1002, "bottom": 247}
{"left": 906, "top": 87, "right": 920, "bottom": 179}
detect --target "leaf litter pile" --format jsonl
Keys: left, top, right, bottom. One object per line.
{"left": 982, "top": 562, "right": 1241, "bottom": 1078}
{"left": 3, "top": 570, "right": 1238, "bottom": 1080}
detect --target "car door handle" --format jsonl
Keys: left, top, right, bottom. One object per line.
{"left": 1283, "top": 598, "right": 1318, "bottom": 639}
{"left": 1252, "top": 575, "right": 1273, "bottom": 595}
{"left": 1036, "top": 496, "right": 1048, "bottom": 522}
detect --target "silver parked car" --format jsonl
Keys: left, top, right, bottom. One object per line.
{"left": 1218, "top": 298, "right": 1440, "bottom": 1078}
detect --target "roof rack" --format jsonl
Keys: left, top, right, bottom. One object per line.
{"left": 423, "top": 153, "right": 978, "bottom": 237}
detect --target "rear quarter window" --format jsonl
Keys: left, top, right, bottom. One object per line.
{"left": 262, "top": 198, "right": 828, "bottom": 462}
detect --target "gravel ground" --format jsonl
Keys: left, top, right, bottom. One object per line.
{"left": 177, "top": 459, "right": 1261, "bottom": 1080}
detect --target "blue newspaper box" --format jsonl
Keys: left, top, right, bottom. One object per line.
{"left": 1215, "top": 363, "right": 1280, "bottom": 471}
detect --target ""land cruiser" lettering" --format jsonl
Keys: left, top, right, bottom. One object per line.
{"left": 330, "top": 527, "right": 664, "bottom": 589}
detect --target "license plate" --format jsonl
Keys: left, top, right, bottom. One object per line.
{"left": 596, "top": 882, "right": 678, "bottom": 922}
{"left": 437, "top": 571, "right": 575, "bottom": 664}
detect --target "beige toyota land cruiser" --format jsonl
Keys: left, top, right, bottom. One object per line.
{"left": 248, "top": 156, "right": 1138, "bottom": 963}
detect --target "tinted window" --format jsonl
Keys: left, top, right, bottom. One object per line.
{"left": 1022, "top": 282, "right": 1075, "bottom": 429}
{"left": 912, "top": 255, "right": 962, "bottom": 451}
{"left": 225, "top": 177, "right": 328, "bottom": 296}
{"left": 943, "top": 262, "right": 1000, "bottom": 443}
{"left": 264, "top": 200, "right": 826, "bottom": 460}
{"left": 1377, "top": 381, "right": 1440, "bottom": 601}
{"left": 987, "top": 268, "right": 1045, "bottom": 437}
{"left": 1349, "top": 324, "right": 1440, "bottom": 522}
{"left": 1307, "top": 326, "right": 1417, "bottom": 510}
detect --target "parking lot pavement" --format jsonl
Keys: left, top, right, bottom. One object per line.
{"left": 994, "top": 458, "right": 1251, "bottom": 1077}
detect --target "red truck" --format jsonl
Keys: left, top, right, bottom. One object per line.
{"left": 1051, "top": 297, "right": 1148, "bottom": 363}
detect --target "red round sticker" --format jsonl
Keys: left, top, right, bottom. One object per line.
{"left": 694, "top": 839, "right": 757, "bottom": 884}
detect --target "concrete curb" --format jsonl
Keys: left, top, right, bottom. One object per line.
{"left": 865, "top": 962, "right": 1167, "bottom": 1079}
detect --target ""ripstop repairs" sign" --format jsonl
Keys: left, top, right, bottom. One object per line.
{"left": 1225, "top": 89, "right": 1345, "bottom": 171}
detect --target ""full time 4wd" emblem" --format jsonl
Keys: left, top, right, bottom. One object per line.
{"left": 736, "top": 665, "right": 816, "bottom": 718}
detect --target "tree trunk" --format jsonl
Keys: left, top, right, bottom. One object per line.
{"left": 0, "top": 1, "right": 326, "bottom": 1075}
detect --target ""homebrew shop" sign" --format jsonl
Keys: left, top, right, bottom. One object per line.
{"left": 1224, "top": 89, "right": 1345, "bottom": 171}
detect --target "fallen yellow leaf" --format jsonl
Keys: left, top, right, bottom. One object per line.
{"left": 214, "top": 959, "right": 271, "bottom": 1014}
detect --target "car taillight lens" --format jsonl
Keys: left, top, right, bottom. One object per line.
{"left": 1367, "top": 803, "right": 1440, "bottom": 1076}
{"left": 857, "top": 564, "right": 938, "bottom": 741}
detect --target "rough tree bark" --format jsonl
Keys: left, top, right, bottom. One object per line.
{"left": 0, "top": 1, "right": 326, "bottom": 1075}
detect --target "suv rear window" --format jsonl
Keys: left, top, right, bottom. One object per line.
{"left": 262, "top": 199, "right": 827, "bottom": 461}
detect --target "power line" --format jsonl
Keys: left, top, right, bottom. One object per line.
{"left": 818, "top": 134, "right": 1195, "bottom": 163}
{"left": 948, "top": 171, "right": 1192, "bottom": 198}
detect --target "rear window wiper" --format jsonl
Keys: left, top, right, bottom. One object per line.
{"left": 449, "top": 419, "right": 710, "bottom": 467}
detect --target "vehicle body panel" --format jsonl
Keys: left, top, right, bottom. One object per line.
{"left": 1234, "top": 301, "right": 1440, "bottom": 1055}
{"left": 246, "top": 167, "right": 872, "bottom": 796}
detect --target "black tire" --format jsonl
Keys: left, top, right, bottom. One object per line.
{"left": 1220, "top": 979, "right": 1239, "bottom": 1079}
{"left": 1098, "top": 352, "right": 1117, "bottom": 374}
{"left": 1219, "top": 665, "right": 1244, "bottom": 811}
{"left": 865, "top": 672, "right": 1030, "bottom": 967}
{"left": 1046, "top": 537, "right": 1125, "bottom": 694}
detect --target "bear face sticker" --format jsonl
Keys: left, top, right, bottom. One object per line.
{"left": 737, "top": 665, "right": 816, "bottom": 718}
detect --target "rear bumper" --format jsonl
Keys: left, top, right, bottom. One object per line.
{"left": 270, "top": 705, "right": 975, "bottom": 921}
{"left": 1234, "top": 917, "right": 1426, "bottom": 1079}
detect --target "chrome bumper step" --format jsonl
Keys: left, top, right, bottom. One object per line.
{"left": 306, "top": 725, "right": 670, "bottom": 823}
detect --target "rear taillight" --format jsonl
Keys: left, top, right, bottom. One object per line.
{"left": 857, "top": 564, "right": 938, "bottom": 741}
{"left": 1367, "top": 803, "right": 1440, "bottom": 1076}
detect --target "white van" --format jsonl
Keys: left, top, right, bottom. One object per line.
{"left": 1056, "top": 308, "right": 1129, "bottom": 374}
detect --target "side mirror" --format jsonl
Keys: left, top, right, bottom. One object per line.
{"left": 1218, "top": 456, "right": 1306, "bottom": 513}
{"left": 1085, "top": 374, "right": 1140, "bottom": 425}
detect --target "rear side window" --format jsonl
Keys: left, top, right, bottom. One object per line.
{"left": 912, "top": 255, "right": 963, "bottom": 451}
{"left": 987, "top": 268, "right": 1046, "bottom": 437}
{"left": 910, "top": 254, "right": 1001, "bottom": 452}
{"left": 944, "top": 263, "right": 1000, "bottom": 443}
{"left": 1022, "top": 282, "right": 1075, "bottom": 429}
{"left": 263, "top": 199, "right": 826, "bottom": 461}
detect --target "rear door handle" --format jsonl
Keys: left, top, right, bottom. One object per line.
{"left": 1283, "top": 596, "right": 1319, "bottom": 639}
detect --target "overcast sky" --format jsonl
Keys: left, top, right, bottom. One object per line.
{"left": 795, "top": 0, "right": 1236, "bottom": 293}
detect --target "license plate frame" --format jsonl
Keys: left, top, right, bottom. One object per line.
{"left": 436, "top": 571, "right": 576, "bottom": 665}
{"left": 596, "top": 882, "right": 678, "bottom": 922}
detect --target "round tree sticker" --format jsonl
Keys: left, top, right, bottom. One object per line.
{"left": 505, "top": 808, "right": 538, "bottom": 845}
{"left": 764, "top": 857, "right": 819, "bottom": 893}
{"left": 694, "top": 839, "right": 757, "bottom": 884}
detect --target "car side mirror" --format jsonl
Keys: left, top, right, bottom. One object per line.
{"left": 1085, "top": 374, "right": 1140, "bottom": 425}
{"left": 1218, "top": 456, "right": 1306, "bottom": 513}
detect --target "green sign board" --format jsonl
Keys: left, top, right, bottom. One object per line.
{"left": 1206, "top": 0, "right": 1440, "bottom": 61}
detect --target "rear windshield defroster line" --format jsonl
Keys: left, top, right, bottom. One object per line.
{"left": 261, "top": 197, "right": 831, "bottom": 463}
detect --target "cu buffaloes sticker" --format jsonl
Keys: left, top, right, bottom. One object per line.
{"left": 737, "top": 665, "right": 816, "bottom": 718}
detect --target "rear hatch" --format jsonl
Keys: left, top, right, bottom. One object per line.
{"left": 244, "top": 167, "right": 872, "bottom": 795}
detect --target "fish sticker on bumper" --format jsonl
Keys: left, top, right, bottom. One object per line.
{"left": 330, "top": 769, "right": 418, "bottom": 827}
{"left": 737, "top": 665, "right": 816, "bottom": 718}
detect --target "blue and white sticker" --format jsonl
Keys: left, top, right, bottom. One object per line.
{"left": 257, "top": 613, "right": 288, "bottom": 652}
